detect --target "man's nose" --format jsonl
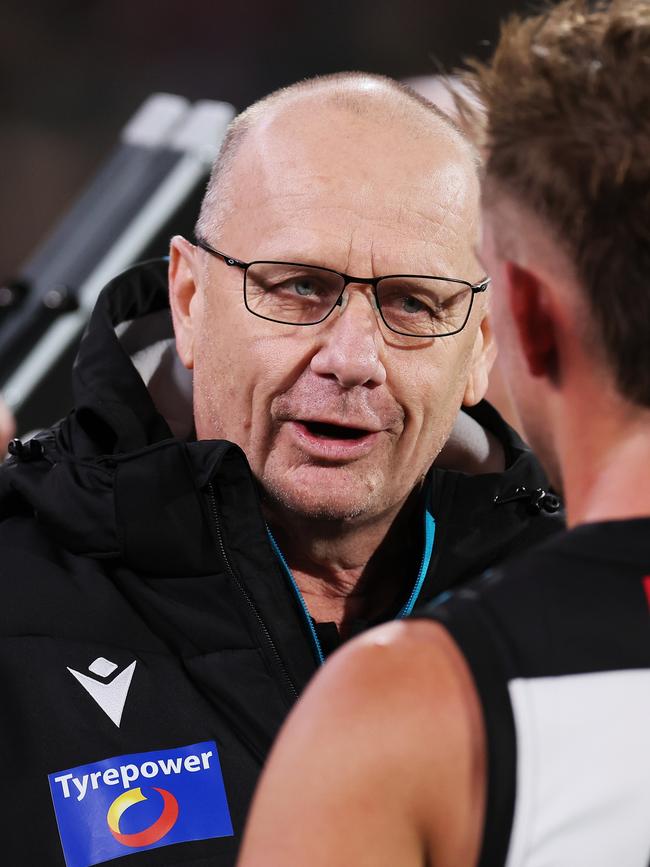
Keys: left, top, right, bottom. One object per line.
{"left": 309, "top": 289, "right": 387, "bottom": 388}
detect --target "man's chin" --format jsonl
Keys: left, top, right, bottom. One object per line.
{"left": 259, "top": 468, "right": 382, "bottom": 524}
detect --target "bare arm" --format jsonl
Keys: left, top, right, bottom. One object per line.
{"left": 238, "top": 620, "right": 486, "bottom": 867}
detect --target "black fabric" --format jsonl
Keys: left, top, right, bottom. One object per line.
{"left": 422, "top": 517, "right": 650, "bottom": 867}
{"left": 0, "top": 259, "right": 564, "bottom": 866}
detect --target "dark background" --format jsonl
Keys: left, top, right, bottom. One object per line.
{"left": 1, "top": 0, "right": 528, "bottom": 282}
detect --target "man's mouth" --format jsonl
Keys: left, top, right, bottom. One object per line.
{"left": 286, "top": 419, "right": 380, "bottom": 460}
{"left": 302, "top": 421, "right": 370, "bottom": 440}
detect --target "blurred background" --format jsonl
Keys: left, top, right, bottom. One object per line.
{"left": 1, "top": 0, "right": 525, "bottom": 435}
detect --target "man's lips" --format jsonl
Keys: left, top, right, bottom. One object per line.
{"left": 286, "top": 419, "right": 382, "bottom": 460}
{"left": 297, "top": 418, "right": 381, "bottom": 439}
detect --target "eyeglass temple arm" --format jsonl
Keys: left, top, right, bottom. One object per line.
{"left": 195, "top": 239, "right": 248, "bottom": 270}
{"left": 472, "top": 277, "right": 490, "bottom": 293}
{"left": 220, "top": 255, "right": 247, "bottom": 270}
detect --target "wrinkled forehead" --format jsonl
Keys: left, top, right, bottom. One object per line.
{"left": 218, "top": 98, "right": 481, "bottom": 275}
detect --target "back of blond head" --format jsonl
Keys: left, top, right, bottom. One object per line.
{"left": 466, "top": 0, "right": 650, "bottom": 407}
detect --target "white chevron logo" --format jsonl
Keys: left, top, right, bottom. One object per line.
{"left": 67, "top": 657, "right": 136, "bottom": 728}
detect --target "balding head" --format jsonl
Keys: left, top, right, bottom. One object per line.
{"left": 196, "top": 71, "right": 477, "bottom": 241}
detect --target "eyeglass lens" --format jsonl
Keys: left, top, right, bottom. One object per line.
{"left": 244, "top": 262, "right": 474, "bottom": 337}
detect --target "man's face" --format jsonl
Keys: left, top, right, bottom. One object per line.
{"left": 171, "top": 97, "right": 491, "bottom": 524}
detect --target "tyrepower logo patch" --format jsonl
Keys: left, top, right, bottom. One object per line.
{"left": 48, "top": 741, "right": 233, "bottom": 867}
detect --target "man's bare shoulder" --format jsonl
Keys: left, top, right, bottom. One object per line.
{"left": 315, "top": 619, "right": 484, "bottom": 739}
{"left": 239, "top": 619, "right": 486, "bottom": 867}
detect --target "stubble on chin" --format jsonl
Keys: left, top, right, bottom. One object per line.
{"left": 258, "top": 461, "right": 385, "bottom": 524}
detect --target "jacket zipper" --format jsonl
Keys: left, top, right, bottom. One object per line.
{"left": 267, "top": 527, "right": 325, "bottom": 666}
{"left": 207, "top": 483, "right": 298, "bottom": 699}
{"left": 397, "top": 507, "right": 436, "bottom": 618}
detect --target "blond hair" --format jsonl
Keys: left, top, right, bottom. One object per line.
{"left": 467, "top": 0, "right": 650, "bottom": 406}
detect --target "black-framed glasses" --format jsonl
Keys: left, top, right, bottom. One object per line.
{"left": 196, "top": 238, "right": 489, "bottom": 339}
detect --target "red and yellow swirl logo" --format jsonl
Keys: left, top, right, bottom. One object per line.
{"left": 106, "top": 787, "right": 179, "bottom": 847}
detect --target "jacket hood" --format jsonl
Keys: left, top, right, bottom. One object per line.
{"left": 0, "top": 259, "right": 265, "bottom": 576}
{"left": 0, "top": 259, "right": 561, "bottom": 582}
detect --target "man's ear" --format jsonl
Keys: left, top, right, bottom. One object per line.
{"left": 462, "top": 309, "right": 497, "bottom": 407}
{"left": 505, "top": 261, "right": 558, "bottom": 381}
{"left": 169, "top": 235, "right": 200, "bottom": 370}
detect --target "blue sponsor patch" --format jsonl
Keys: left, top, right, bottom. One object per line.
{"left": 48, "top": 741, "right": 233, "bottom": 867}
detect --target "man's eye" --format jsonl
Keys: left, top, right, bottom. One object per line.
{"left": 400, "top": 295, "right": 427, "bottom": 314}
{"left": 391, "top": 294, "right": 438, "bottom": 316}
{"left": 290, "top": 279, "right": 318, "bottom": 297}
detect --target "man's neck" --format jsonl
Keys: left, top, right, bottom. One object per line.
{"left": 561, "top": 396, "right": 650, "bottom": 527}
{"left": 266, "top": 492, "right": 422, "bottom": 637}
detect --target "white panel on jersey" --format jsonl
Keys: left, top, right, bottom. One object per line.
{"left": 506, "top": 669, "right": 650, "bottom": 867}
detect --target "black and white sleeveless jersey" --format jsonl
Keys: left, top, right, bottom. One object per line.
{"left": 424, "top": 517, "right": 650, "bottom": 867}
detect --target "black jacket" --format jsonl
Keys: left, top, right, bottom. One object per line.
{"left": 0, "top": 260, "right": 563, "bottom": 867}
